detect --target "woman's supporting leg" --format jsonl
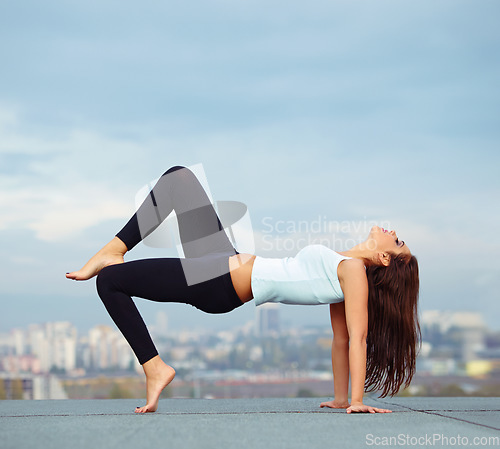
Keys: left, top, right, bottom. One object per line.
{"left": 96, "top": 257, "right": 242, "bottom": 364}
{"left": 136, "top": 355, "right": 176, "bottom": 413}
{"left": 95, "top": 255, "right": 242, "bottom": 412}
{"left": 96, "top": 260, "right": 178, "bottom": 414}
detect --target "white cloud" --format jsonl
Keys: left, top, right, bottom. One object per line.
{"left": 0, "top": 109, "right": 145, "bottom": 241}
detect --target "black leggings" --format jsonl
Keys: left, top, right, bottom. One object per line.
{"left": 96, "top": 166, "right": 243, "bottom": 365}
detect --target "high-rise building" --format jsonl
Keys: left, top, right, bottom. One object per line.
{"left": 89, "top": 325, "right": 114, "bottom": 370}
{"left": 256, "top": 303, "right": 280, "bottom": 336}
{"left": 88, "top": 325, "right": 135, "bottom": 370}
{"left": 421, "top": 310, "right": 486, "bottom": 362}
{"left": 28, "top": 322, "right": 77, "bottom": 373}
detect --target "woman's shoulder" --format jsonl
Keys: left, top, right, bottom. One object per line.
{"left": 337, "top": 257, "right": 366, "bottom": 281}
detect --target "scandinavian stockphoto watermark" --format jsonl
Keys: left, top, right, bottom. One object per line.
{"left": 131, "top": 163, "right": 395, "bottom": 284}
{"left": 260, "top": 215, "right": 392, "bottom": 253}
{"left": 365, "top": 433, "right": 499, "bottom": 446}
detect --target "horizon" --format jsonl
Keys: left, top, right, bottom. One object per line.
{"left": 2, "top": 306, "right": 498, "bottom": 336}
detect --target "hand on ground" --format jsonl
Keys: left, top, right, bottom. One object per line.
{"left": 346, "top": 404, "right": 392, "bottom": 414}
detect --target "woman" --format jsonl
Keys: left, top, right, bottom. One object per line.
{"left": 66, "top": 166, "right": 420, "bottom": 414}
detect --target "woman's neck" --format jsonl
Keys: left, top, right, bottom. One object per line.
{"left": 338, "top": 242, "right": 376, "bottom": 266}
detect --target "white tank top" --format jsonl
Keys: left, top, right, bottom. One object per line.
{"left": 251, "top": 244, "right": 352, "bottom": 306}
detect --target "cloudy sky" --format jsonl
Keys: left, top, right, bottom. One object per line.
{"left": 1, "top": 0, "right": 499, "bottom": 334}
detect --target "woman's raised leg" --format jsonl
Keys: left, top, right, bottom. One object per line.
{"left": 66, "top": 237, "right": 127, "bottom": 280}
{"left": 67, "top": 165, "right": 239, "bottom": 413}
{"left": 116, "top": 165, "right": 236, "bottom": 256}
{"left": 66, "top": 165, "right": 236, "bottom": 281}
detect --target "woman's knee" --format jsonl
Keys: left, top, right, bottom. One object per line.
{"left": 161, "top": 166, "right": 200, "bottom": 188}
{"left": 162, "top": 165, "right": 188, "bottom": 177}
{"left": 96, "top": 265, "right": 120, "bottom": 298}
{"left": 159, "top": 166, "right": 200, "bottom": 199}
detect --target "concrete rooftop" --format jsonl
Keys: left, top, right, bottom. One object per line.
{"left": 1, "top": 397, "right": 499, "bottom": 449}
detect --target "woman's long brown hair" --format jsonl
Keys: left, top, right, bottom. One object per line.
{"left": 364, "top": 254, "right": 420, "bottom": 397}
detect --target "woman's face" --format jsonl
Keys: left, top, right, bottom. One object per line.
{"left": 367, "top": 226, "right": 411, "bottom": 259}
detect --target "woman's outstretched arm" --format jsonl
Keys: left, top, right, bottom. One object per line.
{"left": 320, "top": 302, "right": 349, "bottom": 409}
{"left": 340, "top": 258, "right": 392, "bottom": 414}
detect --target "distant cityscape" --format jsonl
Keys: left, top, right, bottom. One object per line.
{"left": 1, "top": 307, "right": 499, "bottom": 400}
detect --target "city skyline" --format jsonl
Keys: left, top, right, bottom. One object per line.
{"left": 2, "top": 307, "right": 497, "bottom": 344}
{"left": 1, "top": 308, "right": 498, "bottom": 400}
{"left": 3, "top": 302, "right": 500, "bottom": 335}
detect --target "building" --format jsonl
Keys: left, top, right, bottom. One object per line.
{"left": 421, "top": 310, "right": 487, "bottom": 367}
{"left": 256, "top": 303, "right": 280, "bottom": 336}
{"left": 0, "top": 373, "right": 67, "bottom": 399}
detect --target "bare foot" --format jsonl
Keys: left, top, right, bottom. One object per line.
{"left": 135, "top": 356, "right": 176, "bottom": 414}
{"left": 66, "top": 237, "right": 127, "bottom": 281}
